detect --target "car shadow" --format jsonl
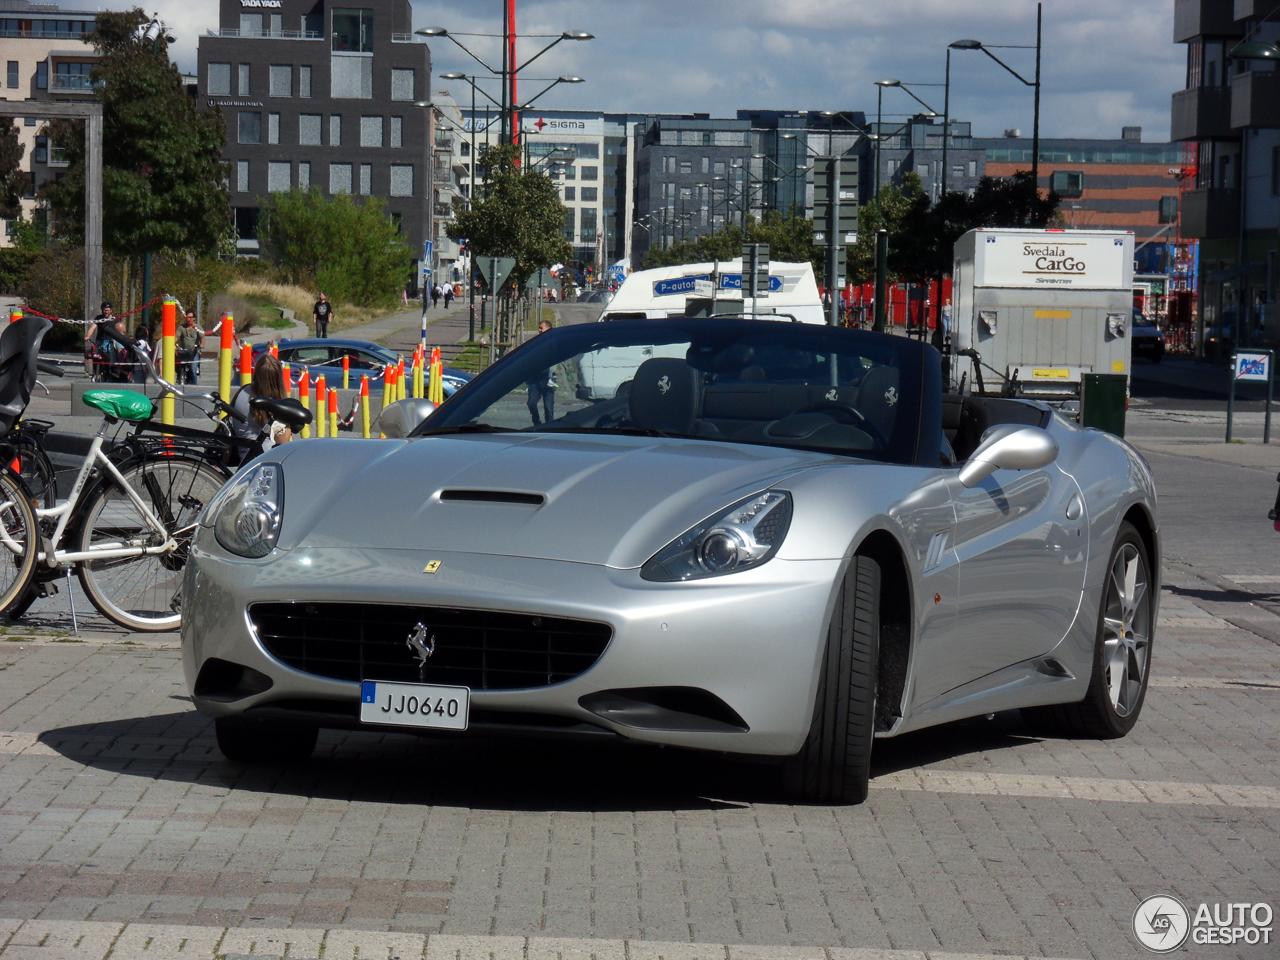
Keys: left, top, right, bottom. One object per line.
{"left": 39, "top": 708, "right": 1043, "bottom": 812}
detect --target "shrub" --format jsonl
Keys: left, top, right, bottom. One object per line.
{"left": 153, "top": 256, "right": 233, "bottom": 316}
{"left": 205, "top": 294, "right": 259, "bottom": 334}
{"left": 0, "top": 248, "right": 44, "bottom": 295}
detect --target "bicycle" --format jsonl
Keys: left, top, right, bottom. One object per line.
{"left": 0, "top": 316, "right": 310, "bottom": 631}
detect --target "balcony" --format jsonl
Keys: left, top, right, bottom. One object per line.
{"left": 1231, "top": 70, "right": 1280, "bottom": 128}
{"left": 1174, "top": 0, "right": 1246, "bottom": 42}
{"left": 50, "top": 74, "right": 93, "bottom": 93}
{"left": 47, "top": 146, "right": 69, "bottom": 168}
{"left": 1171, "top": 86, "right": 1237, "bottom": 141}
{"left": 1181, "top": 187, "right": 1240, "bottom": 238}
{"left": 203, "top": 28, "right": 322, "bottom": 40}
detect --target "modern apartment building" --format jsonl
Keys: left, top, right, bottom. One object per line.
{"left": 197, "top": 0, "right": 431, "bottom": 267}
{"left": 872, "top": 113, "right": 985, "bottom": 201}
{"left": 1170, "top": 0, "right": 1280, "bottom": 353}
{"left": 0, "top": 0, "right": 98, "bottom": 245}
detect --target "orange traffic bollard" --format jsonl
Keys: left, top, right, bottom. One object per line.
{"left": 360, "top": 375, "right": 371, "bottom": 438}
{"left": 269, "top": 341, "right": 278, "bottom": 358}
{"left": 328, "top": 387, "right": 338, "bottom": 436}
{"left": 299, "top": 369, "right": 311, "bottom": 438}
{"left": 9, "top": 308, "right": 22, "bottom": 323}
{"left": 161, "top": 298, "right": 177, "bottom": 425}
{"left": 315, "top": 374, "right": 327, "bottom": 437}
{"left": 218, "top": 314, "right": 234, "bottom": 413}
{"left": 342, "top": 353, "right": 350, "bottom": 390}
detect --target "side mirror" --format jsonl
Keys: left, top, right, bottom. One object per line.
{"left": 377, "top": 397, "right": 437, "bottom": 438}
{"left": 958, "top": 425, "right": 1059, "bottom": 488}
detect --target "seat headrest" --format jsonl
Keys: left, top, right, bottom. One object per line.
{"left": 629, "top": 357, "right": 701, "bottom": 435}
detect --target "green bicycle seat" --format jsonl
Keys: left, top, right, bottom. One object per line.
{"left": 83, "top": 389, "right": 154, "bottom": 421}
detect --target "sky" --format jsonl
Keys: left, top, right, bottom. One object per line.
{"left": 148, "top": 0, "right": 1184, "bottom": 142}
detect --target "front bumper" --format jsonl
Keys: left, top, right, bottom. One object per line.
{"left": 182, "top": 529, "right": 843, "bottom": 756}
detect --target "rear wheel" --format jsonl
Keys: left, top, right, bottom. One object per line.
{"left": 215, "top": 717, "right": 317, "bottom": 763}
{"left": 782, "top": 555, "right": 880, "bottom": 804}
{"left": 76, "top": 455, "right": 227, "bottom": 632}
{"left": 0, "top": 470, "right": 39, "bottom": 618}
{"left": 1023, "top": 521, "right": 1153, "bottom": 738}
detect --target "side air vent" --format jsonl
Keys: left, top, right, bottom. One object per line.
{"left": 439, "top": 489, "right": 545, "bottom": 505}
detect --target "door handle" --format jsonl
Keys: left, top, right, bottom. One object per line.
{"left": 1066, "top": 493, "right": 1083, "bottom": 521}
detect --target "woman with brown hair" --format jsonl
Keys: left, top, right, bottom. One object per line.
{"left": 231, "top": 352, "right": 294, "bottom": 449}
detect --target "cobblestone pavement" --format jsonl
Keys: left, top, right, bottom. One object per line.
{"left": 0, "top": 432, "right": 1277, "bottom": 960}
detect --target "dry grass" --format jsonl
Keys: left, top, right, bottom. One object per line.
{"left": 228, "top": 279, "right": 395, "bottom": 329}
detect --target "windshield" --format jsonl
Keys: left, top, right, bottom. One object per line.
{"left": 417, "top": 319, "right": 930, "bottom": 464}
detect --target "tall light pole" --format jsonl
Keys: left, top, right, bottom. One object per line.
{"left": 416, "top": 26, "right": 592, "bottom": 146}
{"left": 874, "top": 80, "right": 898, "bottom": 199}
{"left": 951, "top": 2, "right": 1043, "bottom": 217}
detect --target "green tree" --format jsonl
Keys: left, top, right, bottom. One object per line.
{"left": 41, "top": 9, "right": 232, "bottom": 257}
{"left": 0, "top": 119, "right": 25, "bottom": 220}
{"left": 257, "top": 188, "right": 412, "bottom": 309}
{"left": 446, "top": 144, "right": 572, "bottom": 288}
{"left": 643, "top": 210, "right": 820, "bottom": 276}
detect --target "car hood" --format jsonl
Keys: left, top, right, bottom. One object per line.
{"left": 274, "top": 434, "right": 839, "bottom": 568}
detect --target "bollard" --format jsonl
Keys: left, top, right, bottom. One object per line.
{"left": 9, "top": 308, "right": 22, "bottom": 323}
{"left": 218, "top": 313, "right": 234, "bottom": 414}
{"left": 328, "top": 387, "right": 338, "bottom": 436}
{"left": 315, "top": 374, "right": 326, "bottom": 437}
{"left": 381, "top": 364, "right": 392, "bottom": 411}
{"left": 269, "top": 342, "right": 278, "bottom": 359}
{"left": 360, "top": 375, "right": 371, "bottom": 438}
{"left": 397, "top": 357, "right": 406, "bottom": 402}
{"left": 240, "top": 342, "right": 253, "bottom": 388}
{"left": 428, "top": 359, "right": 444, "bottom": 405}
{"left": 161, "top": 298, "right": 177, "bottom": 425}
{"left": 412, "top": 350, "right": 422, "bottom": 399}
{"left": 282, "top": 362, "right": 291, "bottom": 396}
{"left": 299, "top": 369, "right": 311, "bottom": 438}
{"left": 342, "top": 354, "right": 350, "bottom": 390}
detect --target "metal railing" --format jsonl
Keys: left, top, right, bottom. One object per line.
{"left": 50, "top": 75, "right": 93, "bottom": 91}
{"left": 204, "top": 28, "right": 323, "bottom": 39}
{"left": 0, "top": 28, "right": 89, "bottom": 39}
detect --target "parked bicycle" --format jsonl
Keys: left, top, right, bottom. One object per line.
{"left": 0, "top": 316, "right": 310, "bottom": 631}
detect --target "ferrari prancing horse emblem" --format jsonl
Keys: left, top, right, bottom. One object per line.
{"left": 423, "top": 560, "right": 442, "bottom": 574}
{"left": 658, "top": 375, "right": 671, "bottom": 394}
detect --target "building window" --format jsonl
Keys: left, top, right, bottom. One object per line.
{"left": 330, "top": 162, "right": 353, "bottom": 194}
{"left": 1050, "top": 169, "right": 1084, "bottom": 198}
{"left": 330, "top": 115, "right": 342, "bottom": 146}
{"left": 389, "top": 164, "right": 414, "bottom": 197}
{"left": 6, "top": 61, "right": 17, "bottom": 88}
{"left": 35, "top": 61, "right": 46, "bottom": 90}
{"left": 299, "top": 114, "right": 321, "bottom": 145}
{"left": 701, "top": 156, "right": 709, "bottom": 174}
{"left": 702, "top": 132, "right": 712, "bottom": 146}
{"left": 679, "top": 160, "right": 691, "bottom": 175}
{"left": 460, "top": 139, "right": 470, "bottom": 157}
{"left": 1158, "top": 195, "right": 1179, "bottom": 224}
{"left": 562, "top": 165, "right": 575, "bottom": 181}
{"left": 391, "top": 68, "right": 414, "bottom": 101}
{"left": 299, "top": 162, "right": 311, "bottom": 189}
{"left": 33, "top": 137, "right": 46, "bottom": 163}
{"left": 270, "top": 13, "right": 282, "bottom": 34}
{"left": 581, "top": 208, "right": 598, "bottom": 243}
{"left": 238, "top": 63, "right": 250, "bottom": 96}
{"left": 563, "top": 208, "right": 575, "bottom": 241}
{"left": 269, "top": 65, "right": 291, "bottom": 98}
{"left": 299, "top": 65, "right": 312, "bottom": 98}
{"left": 967, "top": 160, "right": 976, "bottom": 177}
{"left": 240, "top": 13, "right": 262, "bottom": 36}
{"left": 390, "top": 116, "right": 402, "bottom": 148}
{"left": 268, "top": 113, "right": 280, "bottom": 145}
{"left": 238, "top": 112, "right": 262, "bottom": 144}
{"left": 581, "top": 166, "right": 599, "bottom": 181}
{"left": 581, "top": 187, "right": 598, "bottom": 203}
{"left": 236, "top": 160, "right": 250, "bottom": 192}
{"left": 359, "top": 163, "right": 372, "bottom": 195}
{"left": 207, "top": 62, "right": 230, "bottom": 97}
{"left": 714, "top": 160, "right": 725, "bottom": 175}
{"left": 360, "top": 115, "right": 383, "bottom": 147}
{"left": 332, "top": 8, "right": 374, "bottom": 51}
{"left": 268, "top": 161, "right": 290, "bottom": 193}
{"left": 564, "top": 186, "right": 575, "bottom": 201}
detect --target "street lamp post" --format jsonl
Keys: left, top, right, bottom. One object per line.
{"left": 951, "top": 2, "right": 1043, "bottom": 216}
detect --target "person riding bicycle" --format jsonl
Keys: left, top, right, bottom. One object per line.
{"left": 94, "top": 313, "right": 135, "bottom": 383}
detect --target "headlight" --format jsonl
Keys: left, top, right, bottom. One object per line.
{"left": 641, "top": 490, "right": 792, "bottom": 582}
{"left": 212, "top": 463, "right": 284, "bottom": 558}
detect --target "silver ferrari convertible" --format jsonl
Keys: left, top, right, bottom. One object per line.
{"left": 183, "top": 318, "right": 1159, "bottom": 804}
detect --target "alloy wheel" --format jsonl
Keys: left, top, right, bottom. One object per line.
{"left": 1102, "top": 542, "right": 1150, "bottom": 717}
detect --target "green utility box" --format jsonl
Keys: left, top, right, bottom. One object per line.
{"left": 1081, "top": 372, "right": 1127, "bottom": 437}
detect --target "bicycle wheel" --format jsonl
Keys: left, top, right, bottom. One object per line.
{"left": 0, "top": 469, "right": 39, "bottom": 617}
{"left": 7, "top": 434, "right": 57, "bottom": 511}
{"left": 76, "top": 455, "right": 228, "bottom": 632}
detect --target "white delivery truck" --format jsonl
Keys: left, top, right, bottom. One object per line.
{"left": 951, "top": 228, "right": 1135, "bottom": 402}
{"left": 578, "top": 259, "right": 825, "bottom": 400}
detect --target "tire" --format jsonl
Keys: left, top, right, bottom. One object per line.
{"left": 1022, "top": 521, "right": 1153, "bottom": 738}
{"left": 8, "top": 436, "right": 56, "bottom": 511}
{"left": 75, "top": 455, "right": 228, "bottom": 632}
{"left": 782, "top": 555, "right": 880, "bottom": 804}
{"left": 0, "top": 470, "right": 39, "bottom": 618}
{"left": 215, "top": 717, "right": 317, "bottom": 763}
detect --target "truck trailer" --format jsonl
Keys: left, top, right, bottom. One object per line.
{"left": 951, "top": 228, "right": 1135, "bottom": 402}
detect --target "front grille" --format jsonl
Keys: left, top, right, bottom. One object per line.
{"left": 249, "top": 602, "right": 612, "bottom": 690}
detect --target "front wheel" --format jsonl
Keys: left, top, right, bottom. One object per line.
{"left": 1023, "top": 521, "right": 1153, "bottom": 738}
{"left": 75, "top": 455, "right": 228, "bottom": 632}
{"left": 781, "top": 555, "right": 880, "bottom": 804}
{"left": 0, "top": 469, "right": 39, "bottom": 618}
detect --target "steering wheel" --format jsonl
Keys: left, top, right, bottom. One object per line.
{"left": 789, "top": 399, "right": 890, "bottom": 447}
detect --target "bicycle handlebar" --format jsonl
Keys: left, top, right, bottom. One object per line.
{"left": 36, "top": 360, "right": 65, "bottom": 378}
{"left": 215, "top": 397, "right": 247, "bottom": 423}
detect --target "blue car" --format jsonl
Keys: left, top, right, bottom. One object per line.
{"left": 234, "top": 338, "right": 474, "bottom": 396}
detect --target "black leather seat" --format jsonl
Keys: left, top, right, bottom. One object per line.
{"left": 250, "top": 396, "right": 313, "bottom": 429}
{"left": 857, "top": 366, "right": 900, "bottom": 440}
{"left": 629, "top": 358, "right": 703, "bottom": 435}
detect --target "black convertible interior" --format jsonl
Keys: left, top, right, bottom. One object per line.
{"left": 940, "top": 394, "right": 1051, "bottom": 463}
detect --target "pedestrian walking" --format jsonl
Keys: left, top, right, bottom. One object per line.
{"left": 431, "top": 284, "right": 441, "bottom": 310}
{"left": 176, "top": 310, "right": 204, "bottom": 384}
{"left": 313, "top": 292, "right": 333, "bottom": 338}
{"left": 443, "top": 284, "right": 454, "bottom": 308}
{"left": 525, "top": 319, "right": 555, "bottom": 426}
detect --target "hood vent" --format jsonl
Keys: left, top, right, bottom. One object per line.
{"left": 439, "top": 489, "right": 545, "bottom": 505}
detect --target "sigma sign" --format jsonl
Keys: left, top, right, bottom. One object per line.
{"left": 974, "top": 231, "right": 1134, "bottom": 290}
